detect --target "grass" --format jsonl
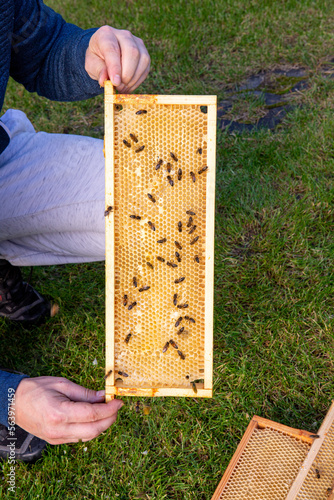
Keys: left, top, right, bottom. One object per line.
{"left": 2, "top": 0, "right": 334, "bottom": 498}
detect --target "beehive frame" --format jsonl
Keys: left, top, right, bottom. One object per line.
{"left": 211, "top": 401, "right": 334, "bottom": 500}
{"left": 105, "top": 82, "right": 216, "bottom": 399}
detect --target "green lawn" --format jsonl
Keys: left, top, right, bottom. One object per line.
{"left": 1, "top": 0, "right": 334, "bottom": 498}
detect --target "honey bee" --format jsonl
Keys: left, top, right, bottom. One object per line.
{"left": 178, "top": 350, "right": 186, "bottom": 360}
{"left": 177, "top": 303, "right": 188, "bottom": 309}
{"left": 136, "top": 109, "right": 147, "bottom": 115}
{"left": 104, "top": 206, "right": 113, "bottom": 217}
{"left": 157, "top": 256, "right": 165, "bottom": 262}
{"left": 133, "top": 277, "right": 138, "bottom": 287}
{"left": 175, "top": 241, "right": 182, "bottom": 250}
{"left": 169, "top": 339, "right": 178, "bottom": 349}
{"left": 128, "top": 301, "right": 137, "bottom": 310}
{"left": 187, "top": 216, "right": 193, "bottom": 227}
{"left": 177, "top": 327, "right": 185, "bottom": 334}
{"left": 130, "top": 133, "right": 138, "bottom": 143}
{"left": 104, "top": 369, "right": 113, "bottom": 380}
{"left": 166, "top": 163, "right": 172, "bottom": 173}
{"left": 184, "top": 316, "right": 195, "bottom": 323}
{"left": 167, "top": 261, "right": 177, "bottom": 268}
{"left": 178, "top": 168, "right": 182, "bottom": 181}
{"left": 315, "top": 468, "right": 321, "bottom": 479}
{"left": 190, "top": 236, "right": 199, "bottom": 245}
{"left": 192, "top": 381, "right": 198, "bottom": 393}
{"left": 197, "top": 148, "right": 202, "bottom": 155}
{"left": 157, "top": 238, "right": 167, "bottom": 243}
{"left": 178, "top": 221, "right": 182, "bottom": 232}
{"left": 186, "top": 210, "right": 196, "bottom": 215}
{"left": 123, "top": 139, "right": 131, "bottom": 148}
{"left": 326, "top": 486, "right": 334, "bottom": 498}
{"left": 146, "top": 262, "right": 154, "bottom": 269}
{"left": 198, "top": 166, "right": 208, "bottom": 174}
{"left": 175, "top": 252, "right": 181, "bottom": 262}
{"left": 173, "top": 293, "right": 178, "bottom": 306}
{"left": 125, "top": 333, "right": 132, "bottom": 343}
{"left": 190, "top": 171, "right": 196, "bottom": 182}
{"left": 148, "top": 221, "right": 155, "bottom": 231}
{"left": 167, "top": 176, "right": 174, "bottom": 186}
{"left": 175, "top": 317, "right": 183, "bottom": 327}
{"left": 118, "top": 370, "right": 129, "bottom": 377}
{"left": 310, "top": 434, "right": 320, "bottom": 439}
{"left": 162, "top": 341, "right": 169, "bottom": 353}
{"left": 170, "top": 152, "right": 178, "bottom": 162}
{"left": 147, "top": 193, "right": 156, "bottom": 203}
{"left": 135, "top": 145, "right": 145, "bottom": 153}
{"left": 123, "top": 294, "right": 128, "bottom": 306}
{"left": 188, "top": 225, "right": 197, "bottom": 234}
{"left": 130, "top": 215, "right": 141, "bottom": 220}
{"left": 155, "top": 159, "right": 163, "bottom": 170}
{"left": 174, "top": 277, "right": 185, "bottom": 284}
{"left": 135, "top": 401, "right": 141, "bottom": 413}
{"left": 139, "top": 286, "right": 150, "bottom": 292}
{"left": 194, "top": 255, "right": 200, "bottom": 263}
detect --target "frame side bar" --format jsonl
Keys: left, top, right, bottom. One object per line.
{"left": 204, "top": 99, "right": 217, "bottom": 391}
{"left": 105, "top": 81, "right": 115, "bottom": 396}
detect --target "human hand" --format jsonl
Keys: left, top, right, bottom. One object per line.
{"left": 12, "top": 376, "right": 123, "bottom": 444}
{"left": 85, "top": 26, "right": 150, "bottom": 92}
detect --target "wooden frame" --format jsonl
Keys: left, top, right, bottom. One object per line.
{"left": 105, "top": 82, "right": 216, "bottom": 399}
{"left": 211, "top": 416, "right": 314, "bottom": 500}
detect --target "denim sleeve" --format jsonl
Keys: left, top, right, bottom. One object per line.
{"left": 10, "top": 0, "right": 102, "bottom": 102}
{"left": 0, "top": 371, "right": 29, "bottom": 427}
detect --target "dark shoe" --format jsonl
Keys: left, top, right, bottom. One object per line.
{"left": 0, "top": 260, "right": 54, "bottom": 323}
{"left": 0, "top": 423, "right": 47, "bottom": 463}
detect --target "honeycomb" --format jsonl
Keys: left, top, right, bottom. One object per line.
{"left": 216, "top": 427, "right": 310, "bottom": 500}
{"left": 105, "top": 94, "right": 215, "bottom": 391}
{"left": 295, "top": 419, "right": 334, "bottom": 499}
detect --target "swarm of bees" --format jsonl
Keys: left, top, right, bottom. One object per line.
{"left": 114, "top": 107, "right": 208, "bottom": 388}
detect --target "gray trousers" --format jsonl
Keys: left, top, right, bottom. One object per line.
{"left": 0, "top": 109, "right": 105, "bottom": 266}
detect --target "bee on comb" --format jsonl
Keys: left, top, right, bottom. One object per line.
{"left": 190, "top": 236, "right": 199, "bottom": 245}
{"left": 155, "top": 159, "right": 163, "bottom": 170}
{"left": 129, "top": 133, "right": 138, "bottom": 143}
{"left": 167, "top": 176, "right": 174, "bottom": 186}
{"left": 147, "top": 193, "right": 156, "bottom": 203}
{"left": 124, "top": 333, "right": 132, "bottom": 343}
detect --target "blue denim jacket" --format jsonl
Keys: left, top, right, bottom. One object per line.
{"left": 0, "top": 0, "right": 103, "bottom": 425}
{"left": 0, "top": 0, "right": 102, "bottom": 154}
